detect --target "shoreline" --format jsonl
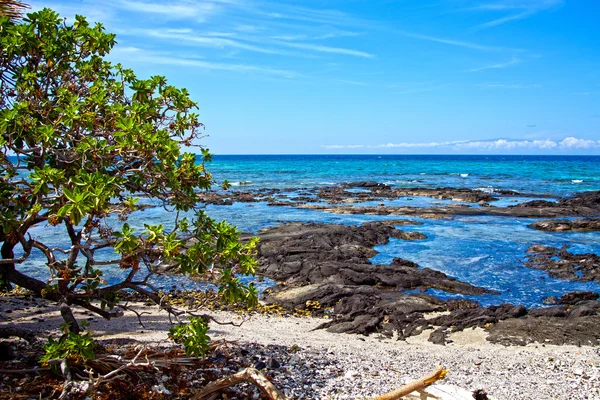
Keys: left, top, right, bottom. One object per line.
{"left": 2, "top": 296, "right": 599, "bottom": 399}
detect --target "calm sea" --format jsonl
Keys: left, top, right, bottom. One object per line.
{"left": 210, "top": 154, "right": 600, "bottom": 196}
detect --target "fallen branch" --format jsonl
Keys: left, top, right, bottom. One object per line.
{"left": 91, "top": 346, "right": 148, "bottom": 388}
{"left": 371, "top": 366, "right": 448, "bottom": 400}
{"left": 190, "top": 367, "right": 286, "bottom": 400}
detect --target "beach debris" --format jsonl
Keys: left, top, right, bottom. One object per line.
{"left": 372, "top": 366, "right": 448, "bottom": 400}
{"left": 190, "top": 365, "right": 450, "bottom": 400}
{"left": 190, "top": 367, "right": 286, "bottom": 400}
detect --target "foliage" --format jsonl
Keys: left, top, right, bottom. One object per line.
{"left": 0, "top": 0, "right": 28, "bottom": 22}
{"left": 168, "top": 317, "right": 211, "bottom": 357}
{"left": 40, "top": 331, "right": 96, "bottom": 372}
{"left": 0, "top": 9, "right": 258, "bottom": 328}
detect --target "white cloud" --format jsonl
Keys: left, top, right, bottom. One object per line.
{"left": 395, "top": 31, "right": 518, "bottom": 52}
{"left": 469, "top": 0, "right": 564, "bottom": 30}
{"left": 120, "top": 29, "right": 289, "bottom": 56}
{"left": 456, "top": 139, "right": 559, "bottom": 150}
{"left": 29, "top": 1, "right": 112, "bottom": 23}
{"left": 322, "top": 144, "right": 365, "bottom": 149}
{"left": 120, "top": 28, "right": 374, "bottom": 59}
{"left": 275, "top": 41, "right": 374, "bottom": 58}
{"left": 476, "top": 83, "right": 541, "bottom": 89}
{"left": 322, "top": 137, "right": 600, "bottom": 152}
{"left": 469, "top": 0, "right": 563, "bottom": 11}
{"left": 109, "top": 47, "right": 299, "bottom": 78}
{"left": 375, "top": 140, "right": 470, "bottom": 148}
{"left": 559, "top": 137, "right": 600, "bottom": 149}
{"left": 467, "top": 57, "right": 521, "bottom": 72}
{"left": 113, "top": 0, "right": 222, "bottom": 21}
{"left": 336, "top": 80, "right": 370, "bottom": 86}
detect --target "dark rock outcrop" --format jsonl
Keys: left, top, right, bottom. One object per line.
{"left": 258, "top": 222, "right": 489, "bottom": 295}
{"left": 559, "top": 190, "right": 600, "bottom": 209}
{"left": 528, "top": 218, "right": 600, "bottom": 232}
{"left": 257, "top": 222, "right": 600, "bottom": 346}
{"left": 524, "top": 245, "right": 600, "bottom": 283}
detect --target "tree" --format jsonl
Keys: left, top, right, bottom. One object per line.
{"left": 0, "top": 0, "right": 28, "bottom": 22}
{"left": 0, "top": 9, "right": 258, "bottom": 332}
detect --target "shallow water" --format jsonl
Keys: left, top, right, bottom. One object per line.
{"left": 14, "top": 155, "right": 600, "bottom": 307}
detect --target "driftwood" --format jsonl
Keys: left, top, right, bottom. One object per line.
{"left": 190, "top": 365, "right": 448, "bottom": 400}
{"left": 190, "top": 367, "right": 286, "bottom": 400}
{"left": 373, "top": 366, "right": 448, "bottom": 400}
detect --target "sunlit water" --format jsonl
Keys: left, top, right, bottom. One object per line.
{"left": 15, "top": 155, "right": 600, "bottom": 307}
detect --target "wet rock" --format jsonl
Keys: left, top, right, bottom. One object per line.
{"left": 541, "top": 296, "right": 560, "bottom": 305}
{"left": 298, "top": 203, "right": 593, "bottom": 219}
{"left": 390, "top": 258, "right": 419, "bottom": 268}
{"left": 394, "top": 231, "right": 427, "bottom": 240}
{"left": 528, "top": 306, "right": 567, "bottom": 318}
{"left": 560, "top": 291, "right": 600, "bottom": 305}
{"left": 258, "top": 222, "right": 501, "bottom": 340}
{"left": 512, "top": 200, "right": 558, "bottom": 208}
{"left": 523, "top": 245, "right": 600, "bottom": 283}
{"left": 259, "top": 222, "right": 493, "bottom": 297}
{"left": 342, "top": 181, "right": 391, "bottom": 190}
{"left": 559, "top": 190, "right": 600, "bottom": 210}
{"left": 529, "top": 219, "right": 600, "bottom": 232}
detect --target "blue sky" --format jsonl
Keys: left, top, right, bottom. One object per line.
{"left": 31, "top": 0, "right": 600, "bottom": 154}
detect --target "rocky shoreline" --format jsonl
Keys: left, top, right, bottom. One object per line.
{"left": 187, "top": 183, "right": 600, "bottom": 347}
{"left": 208, "top": 183, "right": 600, "bottom": 347}
{"left": 199, "top": 183, "right": 600, "bottom": 219}
{"left": 3, "top": 183, "right": 600, "bottom": 398}
{"left": 254, "top": 221, "right": 600, "bottom": 347}
{"left": 2, "top": 296, "right": 599, "bottom": 400}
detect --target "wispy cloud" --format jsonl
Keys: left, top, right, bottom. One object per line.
{"left": 111, "top": 0, "right": 226, "bottom": 21}
{"left": 467, "top": 57, "right": 521, "bottom": 72}
{"left": 476, "top": 83, "right": 541, "bottom": 89}
{"left": 322, "top": 137, "right": 600, "bottom": 151}
{"left": 118, "top": 28, "right": 293, "bottom": 56}
{"left": 322, "top": 140, "right": 469, "bottom": 149}
{"left": 324, "top": 144, "right": 365, "bottom": 149}
{"left": 30, "top": 1, "right": 112, "bottom": 23}
{"left": 468, "top": 0, "right": 564, "bottom": 30}
{"left": 256, "top": 4, "right": 367, "bottom": 28}
{"left": 395, "top": 30, "right": 519, "bottom": 52}
{"left": 393, "top": 83, "right": 454, "bottom": 95}
{"left": 110, "top": 46, "right": 299, "bottom": 78}
{"left": 275, "top": 41, "right": 374, "bottom": 58}
{"left": 336, "top": 80, "right": 370, "bottom": 86}
{"left": 119, "top": 28, "right": 374, "bottom": 58}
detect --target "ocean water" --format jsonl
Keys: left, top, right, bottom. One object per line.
{"left": 14, "top": 155, "right": 600, "bottom": 308}
{"left": 210, "top": 154, "right": 600, "bottom": 196}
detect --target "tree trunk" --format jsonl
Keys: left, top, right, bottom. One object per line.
{"left": 60, "top": 305, "right": 81, "bottom": 334}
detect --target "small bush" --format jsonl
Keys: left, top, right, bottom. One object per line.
{"left": 169, "top": 317, "right": 210, "bottom": 357}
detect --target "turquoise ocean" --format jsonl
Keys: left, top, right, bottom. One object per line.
{"left": 21, "top": 155, "right": 600, "bottom": 308}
